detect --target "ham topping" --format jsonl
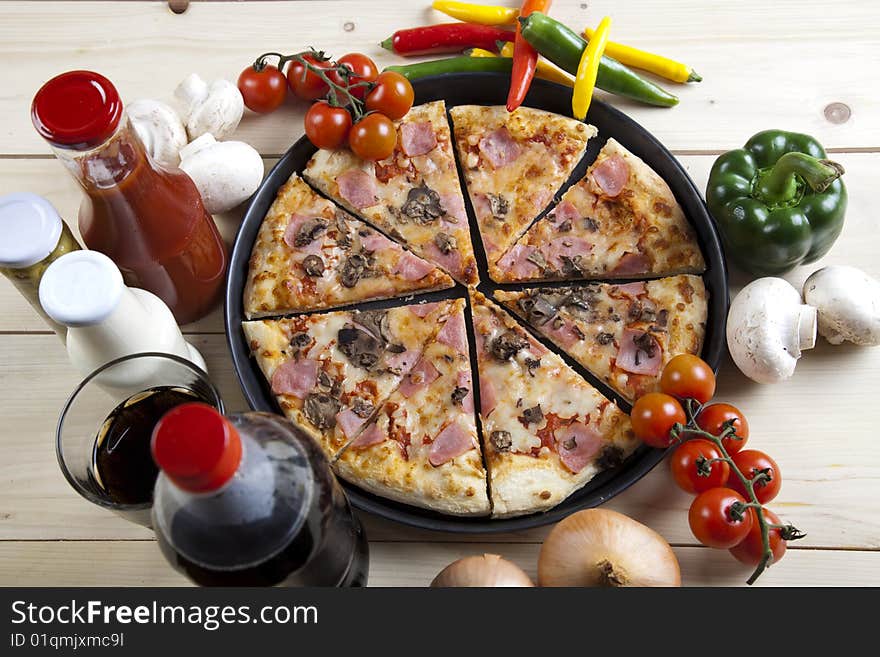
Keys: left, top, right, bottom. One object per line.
{"left": 425, "top": 241, "right": 463, "bottom": 278}
{"left": 270, "top": 359, "right": 319, "bottom": 399}
{"left": 400, "top": 121, "right": 438, "bottom": 157}
{"left": 385, "top": 348, "right": 420, "bottom": 375}
{"left": 456, "top": 369, "right": 474, "bottom": 413}
{"left": 428, "top": 420, "right": 474, "bottom": 466}
{"left": 439, "top": 192, "right": 467, "bottom": 224}
{"left": 398, "top": 358, "right": 440, "bottom": 398}
{"left": 544, "top": 319, "right": 580, "bottom": 349}
{"left": 436, "top": 311, "right": 467, "bottom": 355}
{"left": 394, "top": 250, "right": 434, "bottom": 281}
{"left": 350, "top": 422, "right": 386, "bottom": 449}
{"left": 555, "top": 422, "right": 603, "bottom": 473}
{"left": 610, "top": 252, "right": 651, "bottom": 276}
{"left": 591, "top": 154, "right": 629, "bottom": 197}
{"left": 336, "top": 169, "right": 378, "bottom": 209}
{"left": 479, "top": 375, "right": 498, "bottom": 417}
{"left": 611, "top": 281, "right": 647, "bottom": 299}
{"left": 359, "top": 230, "right": 389, "bottom": 253}
{"left": 335, "top": 408, "right": 367, "bottom": 439}
{"left": 552, "top": 200, "right": 581, "bottom": 225}
{"left": 478, "top": 127, "right": 521, "bottom": 169}
{"left": 615, "top": 328, "right": 663, "bottom": 376}
{"left": 409, "top": 301, "right": 440, "bottom": 318}
{"left": 282, "top": 214, "right": 317, "bottom": 250}
{"left": 496, "top": 244, "right": 540, "bottom": 278}
{"left": 542, "top": 236, "right": 593, "bottom": 271}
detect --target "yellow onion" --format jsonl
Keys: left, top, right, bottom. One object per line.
{"left": 431, "top": 554, "right": 534, "bottom": 587}
{"left": 538, "top": 509, "right": 681, "bottom": 587}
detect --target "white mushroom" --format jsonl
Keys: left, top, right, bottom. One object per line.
{"left": 127, "top": 99, "right": 188, "bottom": 168}
{"left": 803, "top": 265, "right": 880, "bottom": 346}
{"left": 727, "top": 277, "right": 817, "bottom": 383}
{"left": 174, "top": 74, "right": 244, "bottom": 140}
{"left": 178, "top": 134, "right": 263, "bottom": 214}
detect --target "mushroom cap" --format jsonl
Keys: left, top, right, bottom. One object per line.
{"left": 804, "top": 265, "right": 880, "bottom": 346}
{"left": 179, "top": 135, "right": 263, "bottom": 214}
{"left": 127, "top": 99, "right": 187, "bottom": 168}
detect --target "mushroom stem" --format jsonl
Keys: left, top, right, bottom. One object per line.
{"left": 796, "top": 304, "right": 818, "bottom": 352}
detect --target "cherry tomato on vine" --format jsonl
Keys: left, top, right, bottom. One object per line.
{"left": 349, "top": 113, "right": 396, "bottom": 161}
{"left": 304, "top": 102, "right": 352, "bottom": 150}
{"left": 728, "top": 450, "right": 781, "bottom": 504}
{"left": 729, "top": 508, "right": 787, "bottom": 566}
{"left": 329, "top": 53, "right": 379, "bottom": 101}
{"left": 630, "top": 392, "right": 686, "bottom": 448}
{"left": 688, "top": 487, "right": 753, "bottom": 549}
{"left": 696, "top": 403, "right": 750, "bottom": 454}
{"left": 238, "top": 65, "right": 287, "bottom": 113}
{"left": 287, "top": 54, "right": 332, "bottom": 100}
{"left": 670, "top": 439, "right": 730, "bottom": 494}
{"left": 365, "top": 71, "right": 414, "bottom": 120}
{"left": 660, "top": 354, "right": 716, "bottom": 404}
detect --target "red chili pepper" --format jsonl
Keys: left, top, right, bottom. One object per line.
{"left": 507, "top": 0, "right": 552, "bottom": 111}
{"left": 380, "top": 23, "right": 514, "bottom": 57}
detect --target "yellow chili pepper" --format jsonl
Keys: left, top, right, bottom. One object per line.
{"left": 572, "top": 16, "right": 611, "bottom": 120}
{"left": 468, "top": 47, "right": 498, "bottom": 58}
{"left": 432, "top": 1, "right": 519, "bottom": 26}
{"left": 498, "top": 41, "right": 573, "bottom": 87}
{"left": 583, "top": 27, "right": 701, "bottom": 83}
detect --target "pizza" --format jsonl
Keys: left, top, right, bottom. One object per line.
{"left": 334, "top": 299, "right": 490, "bottom": 516}
{"left": 242, "top": 300, "right": 453, "bottom": 459}
{"left": 448, "top": 105, "right": 595, "bottom": 280}
{"left": 494, "top": 138, "right": 706, "bottom": 283}
{"left": 494, "top": 275, "right": 708, "bottom": 402}
{"left": 303, "top": 101, "right": 478, "bottom": 285}
{"left": 243, "top": 174, "right": 453, "bottom": 318}
{"left": 470, "top": 291, "right": 638, "bottom": 518}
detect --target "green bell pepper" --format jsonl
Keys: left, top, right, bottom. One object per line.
{"left": 706, "top": 130, "right": 847, "bottom": 276}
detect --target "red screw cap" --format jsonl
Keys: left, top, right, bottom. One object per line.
{"left": 31, "top": 70, "right": 122, "bottom": 149}
{"left": 151, "top": 403, "right": 242, "bottom": 493}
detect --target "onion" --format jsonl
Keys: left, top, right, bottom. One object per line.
{"left": 431, "top": 554, "right": 534, "bottom": 587}
{"left": 538, "top": 509, "right": 681, "bottom": 587}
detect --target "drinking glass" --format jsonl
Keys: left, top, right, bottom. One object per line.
{"left": 56, "top": 352, "right": 223, "bottom": 527}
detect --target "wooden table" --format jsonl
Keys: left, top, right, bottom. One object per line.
{"left": 1, "top": 0, "right": 878, "bottom": 587}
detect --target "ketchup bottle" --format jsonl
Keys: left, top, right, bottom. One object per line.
{"left": 151, "top": 404, "right": 369, "bottom": 587}
{"left": 31, "top": 71, "right": 228, "bottom": 325}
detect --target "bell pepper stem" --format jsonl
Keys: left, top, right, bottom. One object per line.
{"left": 755, "top": 152, "right": 845, "bottom": 204}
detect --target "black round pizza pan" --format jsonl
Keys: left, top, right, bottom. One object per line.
{"left": 225, "top": 72, "right": 728, "bottom": 534}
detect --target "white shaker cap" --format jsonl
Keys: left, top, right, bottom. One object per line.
{"left": 0, "top": 192, "right": 63, "bottom": 268}
{"left": 39, "top": 250, "right": 124, "bottom": 327}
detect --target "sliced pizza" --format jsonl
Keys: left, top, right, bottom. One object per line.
{"left": 449, "top": 105, "right": 595, "bottom": 280}
{"left": 495, "top": 275, "right": 708, "bottom": 402}
{"left": 334, "top": 299, "right": 489, "bottom": 516}
{"left": 243, "top": 174, "right": 453, "bottom": 319}
{"left": 470, "top": 291, "right": 638, "bottom": 518}
{"left": 495, "top": 138, "right": 706, "bottom": 283}
{"left": 303, "top": 101, "right": 478, "bottom": 285}
{"left": 242, "top": 300, "right": 454, "bottom": 459}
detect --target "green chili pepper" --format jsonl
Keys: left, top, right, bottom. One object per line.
{"left": 385, "top": 55, "right": 513, "bottom": 80}
{"left": 706, "top": 130, "right": 847, "bottom": 275}
{"left": 519, "top": 12, "right": 678, "bottom": 107}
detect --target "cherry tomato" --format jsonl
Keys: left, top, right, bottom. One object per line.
{"left": 696, "top": 403, "right": 750, "bottom": 454}
{"left": 329, "top": 53, "right": 379, "bottom": 101}
{"left": 238, "top": 65, "right": 287, "bottom": 113}
{"left": 688, "top": 487, "right": 753, "bottom": 549}
{"left": 670, "top": 439, "right": 730, "bottom": 494}
{"left": 729, "top": 508, "right": 787, "bottom": 566}
{"left": 349, "top": 113, "right": 396, "bottom": 161}
{"left": 660, "top": 354, "right": 716, "bottom": 404}
{"left": 365, "top": 71, "right": 414, "bottom": 120}
{"left": 728, "top": 450, "right": 781, "bottom": 504}
{"left": 304, "top": 102, "right": 352, "bottom": 150}
{"left": 287, "top": 54, "right": 332, "bottom": 101}
{"left": 630, "top": 392, "right": 686, "bottom": 448}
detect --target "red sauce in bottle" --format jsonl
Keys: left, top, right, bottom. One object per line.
{"left": 32, "top": 71, "right": 228, "bottom": 325}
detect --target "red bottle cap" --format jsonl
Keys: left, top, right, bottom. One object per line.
{"left": 151, "top": 403, "right": 242, "bottom": 493}
{"left": 31, "top": 70, "right": 122, "bottom": 149}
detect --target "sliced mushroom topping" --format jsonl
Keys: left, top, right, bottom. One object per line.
{"left": 521, "top": 404, "right": 543, "bottom": 425}
{"left": 337, "top": 325, "right": 382, "bottom": 370}
{"left": 559, "top": 254, "right": 585, "bottom": 277}
{"left": 302, "top": 393, "right": 340, "bottom": 430}
{"left": 584, "top": 217, "right": 600, "bottom": 232}
{"left": 302, "top": 254, "right": 325, "bottom": 277}
{"left": 451, "top": 386, "right": 469, "bottom": 406}
{"left": 434, "top": 232, "right": 457, "bottom": 255}
{"left": 290, "top": 332, "right": 311, "bottom": 349}
{"left": 596, "top": 332, "right": 615, "bottom": 345}
{"left": 656, "top": 309, "right": 669, "bottom": 327}
{"left": 632, "top": 331, "right": 659, "bottom": 361}
{"left": 596, "top": 444, "right": 624, "bottom": 470}
{"left": 339, "top": 254, "right": 367, "bottom": 288}
{"left": 316, "top": 370, "right": 333, "bottom": 390}
{"left": 490, "top": 430, "right": 512, "bottom": 451}
{"left": 562, "top": 437, "right": 578, "bottom": 451}
{"left": 355, "top": 309, "right": 392, "bottom": 344}
{"left": 401, "top": 183, "right": 444, "bottom": 225}
{"left": 351, "top": 398, "right": 375, "bottom": 419}
{"left": 490, "top": 330, "right": 530, "bottom": 361}
{"left": 518, "top": 294, "right": 558, "bottom": 326}
{"left": 526, "top": 250, "right": 552, "bottom": 273}
{"left": 294, "top": 217, "right": 328, "bottom": 247}
{"left": 524, "top": 357, "right": 541, "bottom": 377}
{"left": 558, "top": 219, "right": 573, "bottom": 232}
{"left": 487, "top": 193, "right": 509, "bottom": 220}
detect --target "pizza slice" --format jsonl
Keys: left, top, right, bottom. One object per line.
{"left": 449, "top": 105, "right": 595, "bottom": 280}
{"left": 495, "top": 275, "right": 708, "bottom": 402}
{"left": 242, "top": 300, "right": 454, "bottom": 460}
{"left": 243, "top": 174, "right": 453, "bottom": 319}
{"left": 334, "top": 299, "right": 489, "bottom": 516}
{"left": 469, "top": 291, "right": 638, "bottom": 518}
{"left": 303, "top": 101, "right": 478, "bottom": 285}
{"left": 495, "top": 138, "right": 707, "bottom": 283}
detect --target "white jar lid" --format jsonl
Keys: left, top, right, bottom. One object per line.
{"left": 39, "top": 250, "right": 124, "bottom": 327}
{"left": 0, "top": 193, "right": 64, "bottom": 268}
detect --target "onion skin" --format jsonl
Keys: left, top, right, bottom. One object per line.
{"left": 538, "top": 509, "right": 681, "bottom": 587}
{"left": 431, "top": 554, "right": 534, "bottom": 587}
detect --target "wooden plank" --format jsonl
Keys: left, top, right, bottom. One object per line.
{"left": 2, "top": 152, "right": 877, "bottom": 333}
{"left": 0, "top": 1, "right": 877, "bottom": 155}
{"left": 0, "top": 540, "right": 876, "bottom": 586}
{"left": 1, "top": 332, "right": 877, "bottom": 548}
